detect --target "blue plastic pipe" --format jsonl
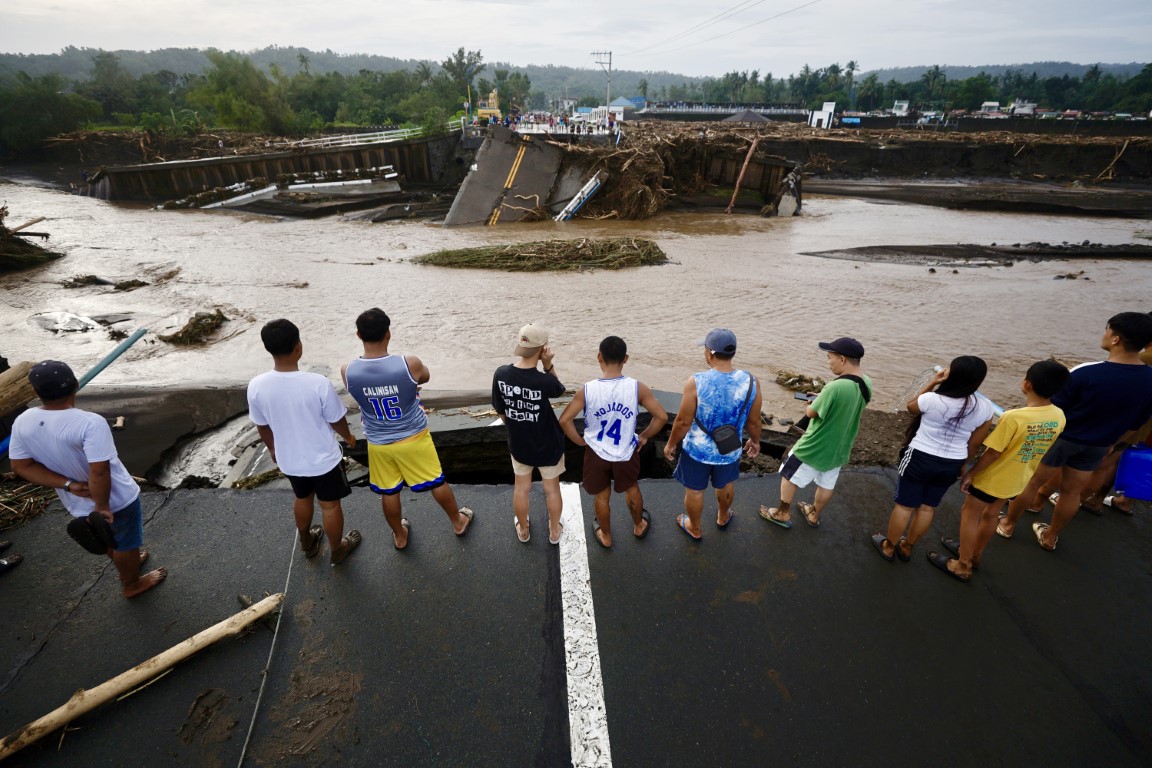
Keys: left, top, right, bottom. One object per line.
{"left": 1, "top": 327, "right": 149, "bottom": 457}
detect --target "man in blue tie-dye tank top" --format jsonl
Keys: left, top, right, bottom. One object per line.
{"left": 664, "top": 329, "right": 762, "bottom": 541}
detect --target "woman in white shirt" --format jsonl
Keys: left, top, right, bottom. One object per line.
{"left": 872, "top": 357, "right": 996, "bottom": 562}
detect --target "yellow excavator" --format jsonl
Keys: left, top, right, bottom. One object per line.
{"left": 476, "top": 89, "right": 502, "bottom": 122}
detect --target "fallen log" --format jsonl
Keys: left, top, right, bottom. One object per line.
{"left": 0, "top": 592, "right": 285, "bottom": 759}
{"left": 0, "top": 361, "right": 35, "bottom": 418}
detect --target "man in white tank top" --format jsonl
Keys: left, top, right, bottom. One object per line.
{"left": 560, "top": 336, "right": 668, "bottom": 548}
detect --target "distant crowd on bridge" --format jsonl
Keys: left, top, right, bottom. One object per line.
{"left": 4, "top": 309, "right": 1152, "bottom": 596}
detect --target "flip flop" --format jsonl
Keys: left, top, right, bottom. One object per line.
{"left": 870, "top": 533, "right": 895, "bottom": 562}
{"left": 759, "top": 505, "right": 792, "bottom": 529}
{"left": 394, "top": 519, "right": 411, "bottom": 550}
{"left": 798, "top": 501, "right": 820, "bottom": 528}
{"left": 717, "top": 508, "right": 734, "bottom": 529}
{"left": 1103, "top": 495, "right": 1133, "bottom": 515}
{"left": 455, "top": 507, "right": 475, "bottom": 537}
{"left": 928, "top": 551, "right": 970, "bottom": 582}
{"left": 940, "top": 536, "right": 961, "bottom": 558}
{"left": 592, "top": 518, "right": 610, "bottom": 548}
{"left": 634, "top": 509, "right": 651, "bottom": 539}
{"left": 515, "top": 517, "right": 531, "bottom": 543}
{"left": 302, "top": 525, "right": 324, "bottom": 558}
{"left": 895, "top": 536, "right": 912, "bottom": 562}
{"left": 0, "top": 554, "right": 23, "bottom": 572}
{"left": 995, "top": 514, "right": 1013, "bottom": 539}
{"left": 1032, "top": 521, "right": 1057, "bottom": 551}
{"left": 331, "top": 530, "right": 362, "bottom": 565}
{"left": 549, "top": 522, "right": 564, "bottom": 546}
{"left": 0, "top": 541, "right": 11, "bottom": 555}
{"left": 677, "top": 514, "right": 702, "bottom": 541}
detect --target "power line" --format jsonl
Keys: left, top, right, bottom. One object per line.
{"left": 635, "top": 0, "right": 822, "bottom": 59}
{"left": 626, "top": 0, "right": 768, "bottom": 55}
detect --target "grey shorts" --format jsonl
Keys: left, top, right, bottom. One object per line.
{"left": 1039, "top": 437, "right": 1110, "bottom": 472}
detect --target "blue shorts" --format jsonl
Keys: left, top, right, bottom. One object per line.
{"left": 112, "top": 496, "right": 144, "bottom": 551}
{"left": 893, "top": 447, "right": 964, "bottom": 508}
{"left": 1039, "top": 437, "right": 1110, "bottom": 472}
{"left": 674, "top": 451, "right": 739, "bottom": 491}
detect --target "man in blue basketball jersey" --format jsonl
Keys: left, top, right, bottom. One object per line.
{"left": 343, "top": 308, "right": 474, "bottom": 549}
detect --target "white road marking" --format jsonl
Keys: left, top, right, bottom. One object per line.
{"left": 559, "top": 482, "right": 613, "bottom": 767}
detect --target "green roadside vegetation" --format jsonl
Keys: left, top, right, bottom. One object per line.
{"left": 1, "top": 45, "right": 1149, "bottom": 161}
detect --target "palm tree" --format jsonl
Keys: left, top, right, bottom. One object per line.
{"left": 296, "top": 52, "right": 310, "bottom": 76}
{"left": 921, "top": 65, "right": 946, "bottom": 99}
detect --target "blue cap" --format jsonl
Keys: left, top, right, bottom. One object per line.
{"left": 699, "top": 328, "right": 737, "bottom": 355}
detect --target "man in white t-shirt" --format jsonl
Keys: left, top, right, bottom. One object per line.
{"left": 248, "top": 319, "right": 362, "bottom": 565}
{"left": 10, "top": 361, "right": 168, "bottom": 598}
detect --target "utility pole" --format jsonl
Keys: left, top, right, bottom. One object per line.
{"left": 591, "top": 50, "right": 612, "bottom": 118}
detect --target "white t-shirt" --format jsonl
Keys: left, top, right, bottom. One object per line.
{"left": 9, "top": 407, "right": 140, "bottom": 518}
{"left": 909, "top": 392, "right": 996, "bottom": 460}
{"left": 247, "top": 370, "right": 347, "bottom": 477}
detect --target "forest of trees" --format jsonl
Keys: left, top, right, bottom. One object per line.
{"left": 1, "top": 46, "right": 1149, "bottom": 159}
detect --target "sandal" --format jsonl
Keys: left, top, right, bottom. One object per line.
{"left": 928, "top": 551, "right": 970, "bottom": 582}
{"left": 592, "top": 518, "right": 610, "bottom": 548}
{"left": 759, "top": 505, "right": 792, "bottom": 529}
{"left": 1103, "top": 495, "right": 1133, "bottom": 515}
{"left": 515, "top": 517, "right": 531, "bottom": 543}
{"left": 1032, "top": 522, "right": 1057, "bottom": 551}
{"left": 870, "top": 533, "right": 895, "bottom": 562}
{"left": 331, "top": 530, "right": 362, "bottom": 565}
{"left": 0, "top": 554, "right": 23, "bottom": 573}
{"left": 455, "top": 508, "right": 475, "bottom": 537}
{"left": 895, "top": 536, "right": 912, "bottom": 562}
{"left": 301, "top": 525, "right": 324, "bottom": 558}
{"left": 634, "top": 509, "right": 651, "bottom": 539}
{"left": 394, "top": 519, "right": 411, "bottom": 550}
{"left": 798, "top": 501, "right": 820, "bottom": 528}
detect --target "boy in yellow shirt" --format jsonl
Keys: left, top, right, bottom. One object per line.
{"left": 929, "top": 360, "right": 1070, "bottom": 582}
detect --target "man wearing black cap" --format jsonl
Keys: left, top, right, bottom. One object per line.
{"left": 9, "top": 361, "right": 167, "bottom": 598}
{"left": 761, "top": 338, "right": 871, "bottom": 529}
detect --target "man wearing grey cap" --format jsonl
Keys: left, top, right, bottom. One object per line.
{"left": 663, "top": 328, "right": 762, "bottom": 541}
{"left": 9, "top": 360, "right": 168, "bottom": 598}
{"left": 761, "top": 337, "right": 871, "bottom": 529}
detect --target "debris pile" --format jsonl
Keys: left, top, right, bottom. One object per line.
{"left": 413, "top": 237, "right": 668, "bottom": 272}
{"left": 551, "top": 125, "right": 796, "bottom": 219}
{"left": 776, "top": 370, "right": 826, "bottom": 393}
{"left": 0, "top": 474, "right": 56, "bottom": 531}
{"left": 0, "top": 204, "right": 62, "bottom": 274}
{"left": 158, "top": 310, "right": 229, "bottom": 345}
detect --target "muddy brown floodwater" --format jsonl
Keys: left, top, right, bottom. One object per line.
{"left": 1, "top": 177, "right": 1150, "bottom": 427}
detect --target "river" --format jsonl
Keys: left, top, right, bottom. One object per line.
{"left": 2, "top": 174, "right": 1149, "bottom": 418}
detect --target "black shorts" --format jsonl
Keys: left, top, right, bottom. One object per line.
{"left": 968, "top": 484, "right": 1009, "bottom": 504}
{"left": 287, "top": 461, "right": 351, "bottom": 502}
{"left": 893, "top": 447, "right": 964, "bottom": 508}
{"left": 1039, "top": 437, "right": 1110, "bottom": 473}
{"left": 582, "top": 447, "right": 640, "bottom": 495}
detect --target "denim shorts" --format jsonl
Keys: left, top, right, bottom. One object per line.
{"left": 111, "top": 496, "right": 144, "bottom": 551}
{"left": 674, "top": 451, "right": 739, "bottom": 491}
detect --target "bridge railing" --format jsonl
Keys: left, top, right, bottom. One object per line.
{"left": 275, "top": 119, "right": 465, "bottom": 149}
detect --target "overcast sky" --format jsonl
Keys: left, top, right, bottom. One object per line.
{"left": 1, "top": 0, "right": 1148, "bottom": 78}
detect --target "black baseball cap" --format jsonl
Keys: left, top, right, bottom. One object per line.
{"left": 28, "top": 360, "right": 79, "bottom": 400}
{"left": 818, "top": 337, "right": 865, "bottom": 358}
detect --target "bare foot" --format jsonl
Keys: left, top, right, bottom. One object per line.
{"left": 123, "top": 567, "right": 168, "bottom": 598}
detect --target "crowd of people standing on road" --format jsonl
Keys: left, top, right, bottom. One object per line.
{"left": 6, "top": 307, "right": 1152, "bottom": 596}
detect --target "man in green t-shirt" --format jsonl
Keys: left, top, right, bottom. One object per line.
{"left": 761, "top": 338, "right": 872, "bottom": 529}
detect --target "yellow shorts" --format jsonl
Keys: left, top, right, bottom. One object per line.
{"left": 367, "top": 430, "right": 445, "bottom": 495}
